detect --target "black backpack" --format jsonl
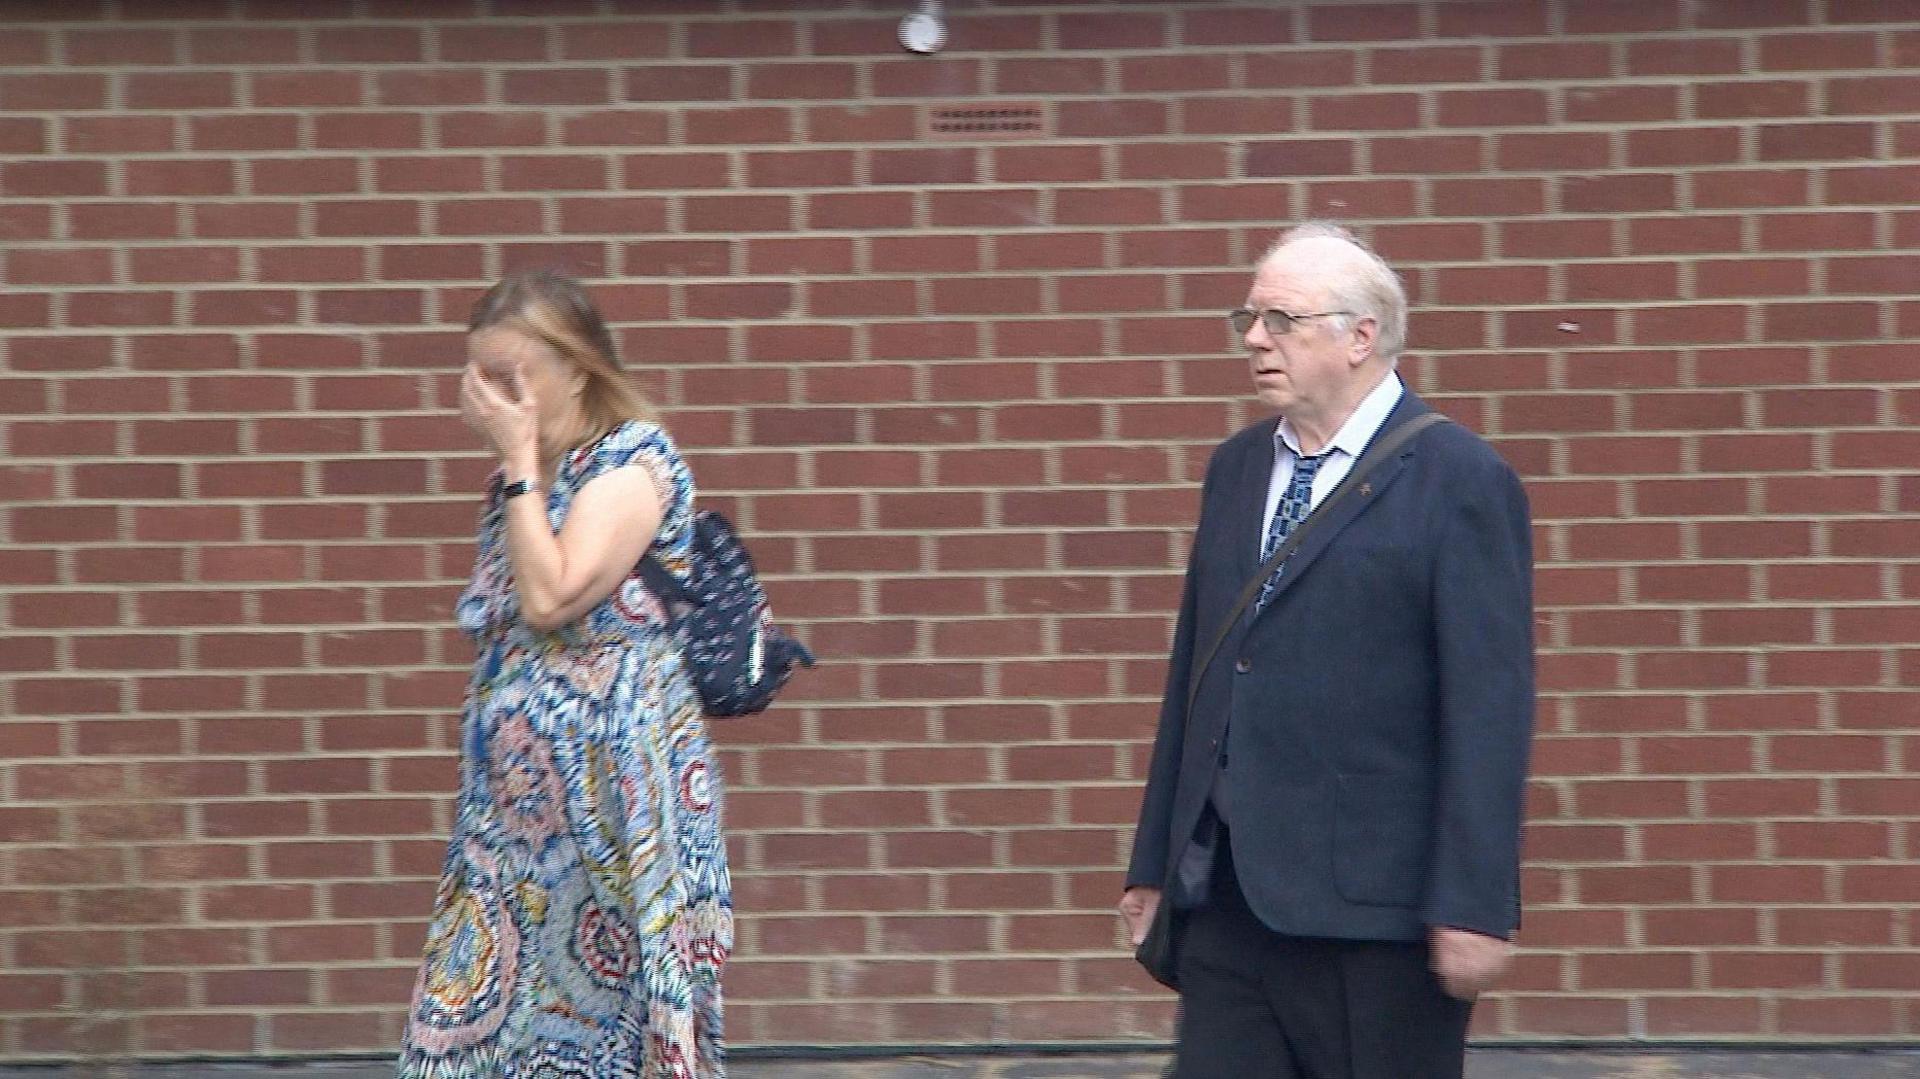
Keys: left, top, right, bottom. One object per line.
{"left": 638, "top": 509, "right": 814, "bottom": 716}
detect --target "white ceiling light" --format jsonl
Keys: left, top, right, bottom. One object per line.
{"left": 899, "top": 0, "right": 947, "bottom": 54}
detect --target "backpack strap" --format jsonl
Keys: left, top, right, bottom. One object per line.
{"left": 636, "top": 552, "right": 689, "bottom": 604}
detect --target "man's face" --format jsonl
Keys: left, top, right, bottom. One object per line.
{"left": 1240, "top": 257, "right": 1357, "bottom": 417}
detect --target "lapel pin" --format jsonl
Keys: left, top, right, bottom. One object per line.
{"left": 1359, "top": 482, "right": 1372, "bottom": 497}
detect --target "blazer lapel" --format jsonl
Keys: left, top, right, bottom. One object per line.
{"left": 1248, "top": 394, "right": 1432, "bottom": 620}
{"left": 1227, "top": 416, "right": 1281, "bottom": 582}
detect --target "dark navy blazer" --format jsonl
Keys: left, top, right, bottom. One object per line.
{"left": 1126, "top": 391, "right": 1536, "bottom": 943}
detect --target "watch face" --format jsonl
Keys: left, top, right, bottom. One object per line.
{"left": 899, "top": 12, "right": 947, "bottom": 54}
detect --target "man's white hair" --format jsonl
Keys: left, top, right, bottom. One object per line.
{"left": 1259, "top": 222, "right": 1409, "bottom": 365}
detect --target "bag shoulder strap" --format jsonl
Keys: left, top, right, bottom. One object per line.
{"left": 1182, "top": 411, "right": 1451, "bottom": 719}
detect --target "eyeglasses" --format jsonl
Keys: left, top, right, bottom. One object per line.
{"left": 1227, "top": 307, "right": 1355, "bottom": 338}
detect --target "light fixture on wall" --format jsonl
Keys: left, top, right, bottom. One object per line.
{"left": 899, "top": 0, "right": 947, "bottom": 54}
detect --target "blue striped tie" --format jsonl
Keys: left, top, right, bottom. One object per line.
{"left": 1254, "top": 453, "right": 1326, "bottom": 613}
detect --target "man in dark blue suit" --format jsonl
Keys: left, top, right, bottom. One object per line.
{"left": 1121, "top": 223, "right": 1536, "bottom": 1079}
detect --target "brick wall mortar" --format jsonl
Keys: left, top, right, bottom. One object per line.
{"left": 1, "top": 0, "right": 1918, "bottom": 1060}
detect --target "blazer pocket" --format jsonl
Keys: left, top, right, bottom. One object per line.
{"left": 1331, "top": 773, "right": 1429, "bottom": 909}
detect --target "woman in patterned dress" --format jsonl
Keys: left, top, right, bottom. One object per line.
{"left": 398, "top": 271, "right": 730, "bottom": 1078}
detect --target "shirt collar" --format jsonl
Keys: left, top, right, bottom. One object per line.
{"left": 1276, "top": 371, "right": 1405, "bottom": 462}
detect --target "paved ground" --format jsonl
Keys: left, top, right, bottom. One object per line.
{"left": 7, "top": 1049, "right": 1920, "bottom": 1078}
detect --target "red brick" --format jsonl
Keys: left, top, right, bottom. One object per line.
{"left": 1045, "top": 10, "right": 1162, "bottom": 49}
{"left": 1828, "top": 254, "right": 1920, "bottom": 296}
{"left": 1621, "top": 126, "right": 1742, "bottom": 168}
{"left": 0, "top": 114, "right": 45, "bottom": 156}
{"left": 1763, "top": 301, "right": 1879, "bottom": 342}
{"left": 1564, "top": 84, "right": 1679, "bottom": 123}
{"left": 1421, "top": 0, "right": 1539, "bottom": 36}
{"left": 1560, "top": 0, "right": 1681, "bottom": 31}
{"left": 62, "top": 28, "right": 168, "bottom": 65}
{"left": 1832, "top": 427, "right": 1920, "bottom": 467}
{"left": 1696, "top": 0, "right": 1814, "bottom": 26}
{"left": 1244, "top": 49, "right": 1358, "bottom": 89}
{"left": 1437, "top": 88, "right": 1551, "bottom": 127}
{"left": 990, "top": 56, "right": 1100, "bottom": 99}
{"left": 1114, "top": 54, "right": 1228, "bottom": 97}
{"left": 1697, "top": 80, "right": 1815, "bottom": 120}
{"left": 2, "top": 160, "right": 111, "bottom": 198}
{"left": 1827, "top": 75, "right": 1920, "bottom": 116}
{"left": 1304, "top": 178, "right": 1418, "bottom": 219}
{"left": 366, "top": 72, "right": 481, "bottom": 110}
{"left": 1511, "top": 996, "right": 1632, "bottom": 1037}
{"left": 871, "top": 58, "right": 986, "bottom": 101}
{"left": 1, "top": 72, "right": 107, "bottom": 110}
{"left": 1645, "top": 997, "right": 1766, "bottom": 1037}
{"left": 122, "top": 72, "right": 233, "bottom": 111}
{"left": 1689, "top": 257, "right": 1808, "bottom": 300}
{"left": 1779, "top": 996, "right": 1902, "bottom": 1037}
{"left": 308, "top": 25, "right": 422, "bottom": 63}
{"left": 1579, "top": 951, "right": 1695, "bottom": 991}
{"left": 0, "top": 204, "right": 54, "bottom": 241}
{"left": 686, "top": 19, "right": 795, "bottom": 58}
{"left": 1563, "top": 174, "right": 1677, "bottom": 213}
{"left": 428, "top": 24, "right": 541, "bottom": 63}
{"left": 1490, "top": 41, "right": 1607, "bottom": 80}
{"left": 1171, "top": 96, "right": 1291, "bottom": 141}
{"left": 1759, "top": 121, "right": 1877, "bottom": 161}
{"left": 533, "top": 13, "right": 665, "bottom": 56}
{"left": 1309, "top": 92, "right": 1421, "bottom": 131}
{"left": 1349, "top": 47, "right": 1470, "bottom": 87}
{"left": 925, "top": 189, "right": 1044, "bottom": 226}
{"left": 141, "top": 1006, "right": 255, "bottom": 1052}
{"left": 1708, "top": 952, "right": 1826, "bottom": 990}
{"left": 1358, "top": 138, "right": 1476, "bottom": 182}
{"left": 201, "top": 968, "right": 312, "bottom": 1008}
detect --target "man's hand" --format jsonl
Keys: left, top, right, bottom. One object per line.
{"left": 1118, "top": 886, "right": 1161, "bottom": 946}
{"left": 1429, "top": 926, "right": 1513, "bottom": 1000}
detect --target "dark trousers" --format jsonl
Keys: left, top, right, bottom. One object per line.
{"left": 1172, "top": 838, "right": 1472, "bottom": 1079}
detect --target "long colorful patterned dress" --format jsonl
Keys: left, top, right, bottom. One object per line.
{"left": 399, "top": 420, "right": 731, "bottom": 1079}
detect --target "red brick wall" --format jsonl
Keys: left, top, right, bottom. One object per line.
{"left": 2, "top": 0, "right": 1918, "bottom": 1060}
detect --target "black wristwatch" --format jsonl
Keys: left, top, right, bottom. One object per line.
{"left": 502, "top": 478, "right": 537, "bottom": 500}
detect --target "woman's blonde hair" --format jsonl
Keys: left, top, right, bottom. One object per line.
{"left": 468, "top": 269, "right": 658, "bottom": 448}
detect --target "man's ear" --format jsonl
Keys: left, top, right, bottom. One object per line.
{"left": 1348, "top": 316, "right": 1379, "bottom": 368}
